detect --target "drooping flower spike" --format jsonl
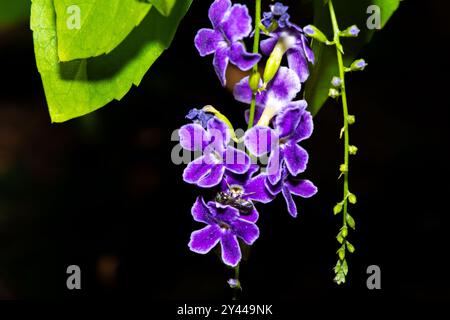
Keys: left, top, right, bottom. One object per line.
{"left": 180, "top": 117, "right": 250, "bottom": 188}
{"left": 260, "top": 3, "right": 314, "bottom": 83}
{"left": 188, "top": 197, "right": 260, "bottom": 267}
{"left": 194, "top": 0, "right": 261, "bottom": 86}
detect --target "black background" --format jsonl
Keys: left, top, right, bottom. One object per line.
{"left": 0, "top": 0, "right": 449, "bottom": 305}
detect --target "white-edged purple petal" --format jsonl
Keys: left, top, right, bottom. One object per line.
{"left": 191, "top": 197, "right": 214, "bottom": 224}
{"left": 274, "top": 105, "right": 302, "bottom": 138}
{"left": 229, "top": 42, "right": 261, "bottom": 71}
{"left": 240, "top": 207, "right": 259, "bottom": 223}
{"left": 224, "top": 147, "right": 251, "bottom": 174}
{"left": 282, "top": 186, "right": 298, "bottom": 217}
{"left": 222, "top": 164, "right": 259, "bottom": 190}
{"left": 286, "top": 179, "right": 318, "bottom": 198}
{"left": 244, "top": 126, "right": 278, "bottom": 157}
{"left": 208, "top": 0, "right": 231, "bottom": 28}
{"left": 260, "top": 36, "right": 279, "bottom": 56}
{"left": 220, "top": 232, "right": 241, "bottom": 267}
{"left": 194, "top": 29, "right": 223, "bottom": 57}
{"left": 213, "top": 46, "right": 230, "bottom": 86}
{"left": 207, "top": 117, "right": 231, "bottom": 151}
{"left": 267, "top": 146, "right": 283, "bottom": 184}
{"left": 179, "top": 123, "right": 209, "bottom": 151}
{"left": 232, "top": 219, "right": 260, "bottom": 245}
{"left": 287, "top": 48, "right": 309, "bottom": 83}
{"left": 189, "top": 225, "right": 222, "bottom": 254}
{"left": 221, "top": 4, "right": 252, "bottom": 42}
{"left": 301, "top": 34, "right": 315, "bottom": 63}
{"left": 265, "top": 177, "right": 283, "bottom": 196}
{"left": 197, "top": 164, "right": 226, "bottom": 188}
{"left": 283, "top": 142, "right": 308, "bottom": 176}
{"left": 244, "top": 106, "right": 264, "bottom": 124}
{"left": 183, "top": 155, "right": 214, "bottom": 185}
{"left": 245, "top": 174, "right": 274, "bottom": 203}
{"left": 265, "top": 67, "right": 301, "bottom": 109}
{"left": 292, "top": 110, "right": 313, "bottom": 142}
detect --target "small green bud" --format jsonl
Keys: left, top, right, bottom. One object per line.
{"left": 342, "top": 259, "right": 349, "bottom": 275}
{"left": 346, "top": 241, "right": 355, "bottom": 253}
{"left": 340, "top": 25, "right": 360, "bottom": 37}
{"left": 263, "top": 42, "right": 284, "bottom": 85}
{"left": 349, "top": 59, "right": 368, "bottom": 71}
{"left": 349, "top": 145, "right": 358, "bottom": 155}
{"left": 334, "top": 260, "right": 341, "bottom": 273}
{"left": 346, "top": 214, "right": 356, "bottom": 230}
{"left": 339, "top": 164, "right": 348, "bottom": 173}
{"left": 337, "top": 245, "right": 346, "bottom": 260}
{"left": 249, "top": 71, "right": 261, "bottom": 92}
{"left": 303, "top": 25, "right": 329, "bottom": 43}
{"left": 333, "top": 202, "right": 343, "bottom": 215}
{"left": 341, "top": 226, "right": 348, "bottom": 238}
{"left": 347, "top": 115, "right": 355, "bottom": 125}
{"left": 328, "top": 88, "right": 340, "bottom": 98}
{"left": 348, "top": 192, "right": 357, "bottom": 204}
{"left": 336, "top": 233, "right": 344, "bottom": 244}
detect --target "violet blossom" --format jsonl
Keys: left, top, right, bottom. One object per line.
{"left": 194, "top": 0, "right": 261, "bottom": 86}
{"left": 188, "top": 197, "right": 260, "bottom": 267}
{"left": 179, "top": 117, "right": 250, "bottom": 188}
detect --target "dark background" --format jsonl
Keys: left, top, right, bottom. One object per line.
{"left": 0, "top": 0, "right": 449, "bottom": 305}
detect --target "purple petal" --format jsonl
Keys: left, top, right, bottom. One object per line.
{"left": 191, "top": 197, "right": 213, "bottom": 224}
{"left": 260, "top": 36, "right": 279, "bottom": 56}
{"left": 244, "top": 106, "right": 264, "bottom": 124}
{"left": 213, "top": 46, "right": 230, "bottom": 86}
{"left": 282, "top": 186, "right": 297, "bottom": 217}
{"left": 286, "top": 179, "right": 318, "bottom": 198}
{"left": 197, "top": 164, "right": 226, "bottom": 188}
{"left": 220, "top": 232, "right": 241, "bottom": 267}
{"left": 183, "top": 155, "right": 214, "bottom": 185}
{"left": 194, "top": 29, "right": 223, "bottom": 56}
{"left": 265, "top": 67, "right": 301, "bottom": 109}
{"left": 245, "top": 174, "right": 274, "bottom": 204}
{"left": 301, "top": 34, "right": 315, "bottom": 63}
{"left": 267, "top": 146, "right": 282, "bottom": 184}
{"left": 233, "top": 76, "right": 266, "bottom": 106}
{"left": 211, "top": 203, "right": 241, "bottom": 224}
{"left": 179, "top": 123, "right": 209, "bottom": 151}
{"left": 232, "top": 219, "right": 259, "bottom": 245}
{"left": 274, "top": 105, "right": 302, "bottom": 138}
{"left": 207, "top": 117, "right": 231, "bottom": 151}
{"left": 265, "top": 177, "right": 283, "bottom": 196}
{"left": 224, "top": 147, "right": 250, "bottom": 174}
{"left": 287, "top": 48, "right": 309, "bottom": 83}
{"left": 240, "top": 207, "right": 259, "bottom": 223}
{"left": 244, "top": 126, "right": 278, "bottom": 157}
{"left": 189, "top": 225, "right": 222, "bottom": 254}
{"left": 222, "top": 164, "right": 259, "bottom": 190}
{"left": 283, "top": 142, "right": 308, "bottom": 176}
{"left": 229, "top": 42, "right": 261, "bottom": 71}
{"left": 208, "top": 0, "right": 231, "bottom": 28}
{"left": 221, "top": 4, "right": 252, "bottom": 42}
{"left": 292, "top": 110, "right": 313, "bottom": 142}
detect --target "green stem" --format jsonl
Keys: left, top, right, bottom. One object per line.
{"left": 247, "top": 0, "right": 262, "bottom": 129}
{"left": 329, "top": 0, "right": 349, "bottom": 243}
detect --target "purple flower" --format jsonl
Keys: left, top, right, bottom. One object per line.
{"left": 179, "top": 117, "right": 251, "bottom": 188}
{"left": 265, "top": 165, "right": 317, "bottom": 217}
{"left": 221, "top": 164, "right": 274, "bottom": 205}
{"left": 188, "top": 197, "right": 260, "bottom": 267}
{"left": 261, "top": 2, "right": 291, "bottom": 29}
{"left": 244, "top": 102, "right": 314, "bottom": 187}
{"left": 194, "top": 0, "right": 261, "bottom": 86}
{"left": 186, "top": 108, "right": 214, "bottom": 128}
{"left": 260, "top": 22, "right": 314, "bottom": 83}
{"left": 234, "top": 66, "right": 301, "bottom": 125}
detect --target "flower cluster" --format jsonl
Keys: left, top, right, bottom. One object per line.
{"left": 179, "top": 0, "right": 317, "bottom": 275}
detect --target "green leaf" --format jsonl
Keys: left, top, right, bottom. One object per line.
{"left": 305, "top": 0, "right": 400, "bottom": 116}
{"left": 0, "top": 0, "right": 30, "bottom": 27}
{"left": 53, "top": 0, "right": 152, "bottom": 61}
{"left": 31, "top": 0, "right": 192, "bottom": 123}
{"left": 149, "top": 0, "right": 176, "bottom": 16}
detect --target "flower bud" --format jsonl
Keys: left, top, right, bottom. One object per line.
{"left": 347, "top": 115, "right": 355, "bottom": 125}
{"left": 346, "top": 241, "right": 355, "bottom": 253}
{"left": 338, "top": 245, "right": 346, "bottom": 260}
{"left": 349, "top": 59, "right": 367, "bottom": 71}
{"left": 341, "top": 226, "right": 348, "bottom": 238}
{"left": 331, "top": 76, "right": 342, "bottom": 88}
{"left": 249, "top": 71, "right": 261, "bottom": 92}
{"left": 346, "top": 214, "right": 356, "bottom": 230}
{"left": 334, "top": 202, "right": 343, "bottom": 215}
{"left": 303, "top": 25, "right": 329, "bottom": 43}
{"left": 339, "top": 164, "right": 348, "bottom": 173}
{"left": 263, "top": 42, "right": 285, "bottom": 85}
{"left": 329, "top": 88, "right": 340, "bottom": 99}
{"left": 348, "top": 192, "right": 357, "bottom": 204}
{"left": 340, "top": 25, "right": 360, "bottom": 37}
{"left": 349, "top": 145, "right": 358, "bottom": 155}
